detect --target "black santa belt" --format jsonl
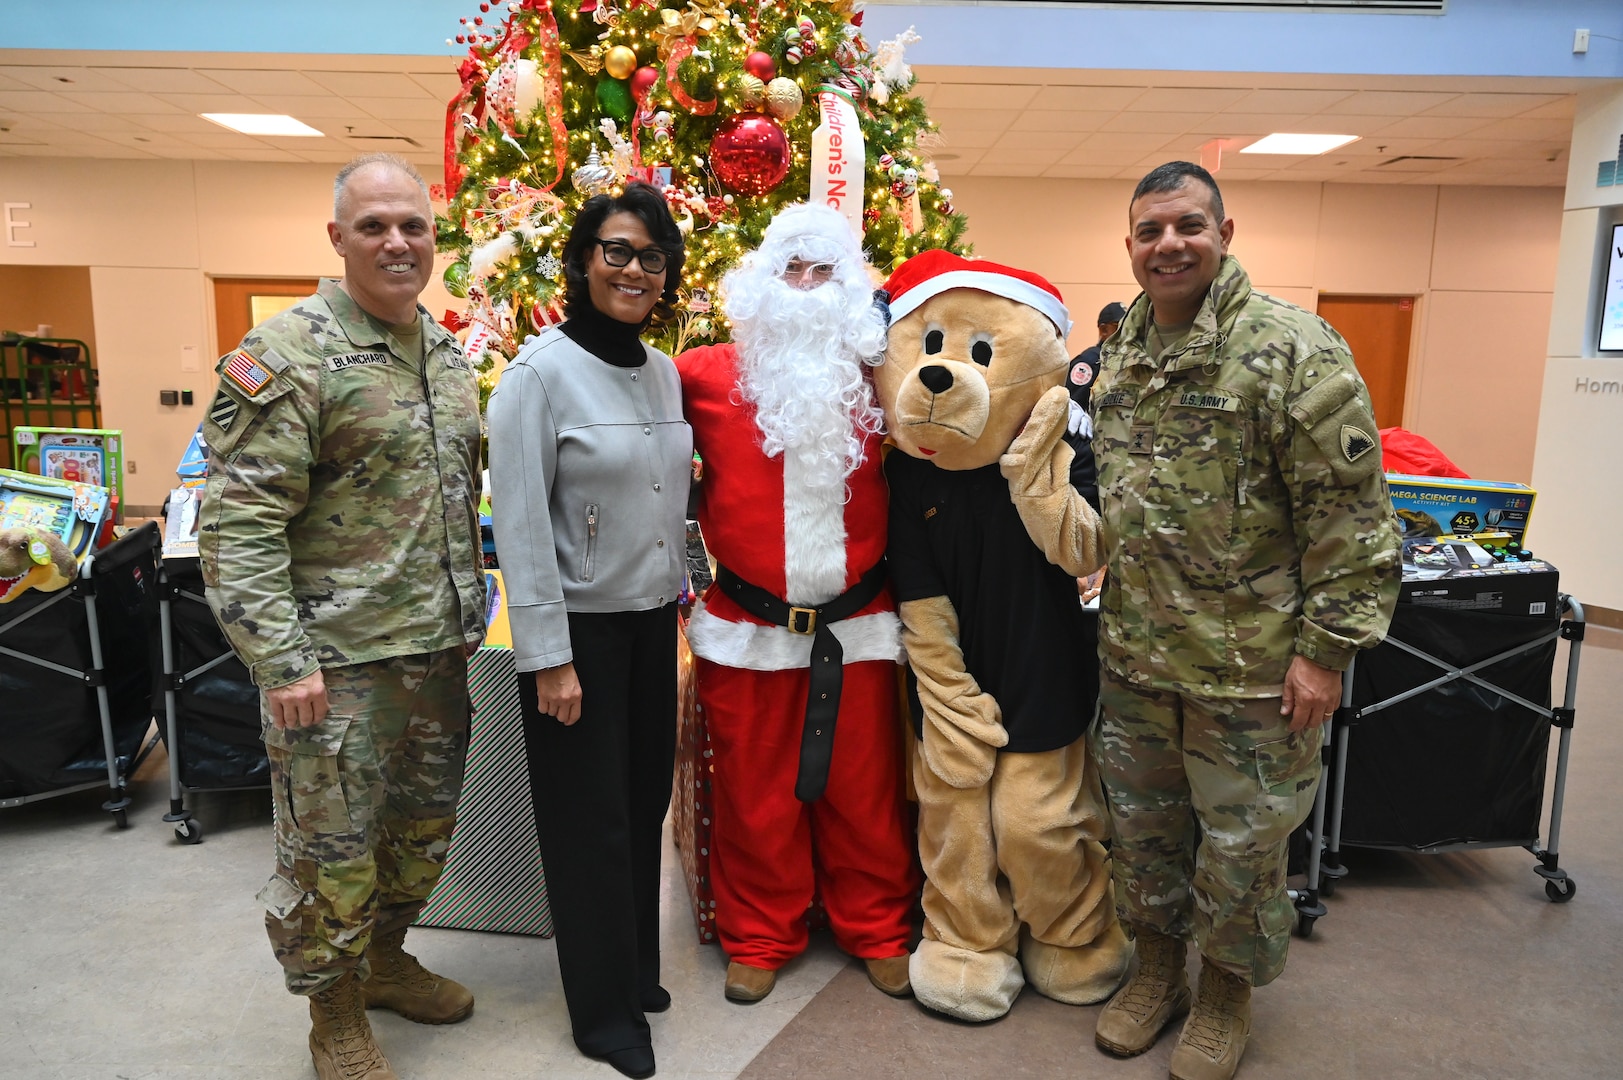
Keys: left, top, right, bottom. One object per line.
{"left": 715, "top": 560, "right": 888, "bottom": 802}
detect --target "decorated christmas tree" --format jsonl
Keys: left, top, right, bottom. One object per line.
{"left": 437, "top": 0, "right": 970, "bottom": 393}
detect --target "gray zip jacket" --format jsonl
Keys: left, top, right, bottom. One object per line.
{"left": 486, "top": 327, "right": 693, "bottom": 673}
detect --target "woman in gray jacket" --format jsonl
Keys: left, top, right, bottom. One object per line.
{"left": 486, "top": 183, "right": 691, "bottom": 1080}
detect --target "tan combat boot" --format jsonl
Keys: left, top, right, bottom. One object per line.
{"left": 1169, "top": 960, "right": 1253, "bottom": 1080}
{"left": 1094, "top": 927, "right": 1191, "bottom": 1056}
{"left": 309, "top": 972, "right": 397, "bottom": 1080}
{"left": 361, "top": 927, "right": 475, "bottom": 1024}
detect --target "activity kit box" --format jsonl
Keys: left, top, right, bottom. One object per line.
{"left": 1386, "top": 473, "right": 1535, "bottom": 545}
{"left": 1399, "top": 536, "right": 1559, "bottom": 618}
{"left": 11, "top": 427, "right": 125, "bottom": 510}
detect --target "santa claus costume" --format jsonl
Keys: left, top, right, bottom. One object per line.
{"left": 675, "top": 204, "right": 918, "bottom": 992}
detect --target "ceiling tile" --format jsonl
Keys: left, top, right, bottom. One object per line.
{"left": 407, "top": 72, "right": 461, "bottom": 101}
{"left": 1419, "top": 93, "right": 1567, "bottom": 119}
{"left": 1100, "top": 112, "right": 1207, "bottom": 135}
{"left": 1322, "top": 90, "right": 1460, "bottom": 115}
{"left": 934, "top": 108, "right": 1027, "bottom": 133}
{"left": 984, "top": 148, "right": 1064, "bottom": 168}
{"left": 246, "top": 94, "right": 364, "bottom": 120}
{"left": 1040, "top": 86, "right": 1145, "bottom": 112}
{"left": 223, "top": 147, "right": 308, "bottom": 162}
{"left": 970, "top": 159, "right": 1047, "bottom": 178}
{"left": 1011, "top": 109, "right": 1119, "bottom": 133}
{"left": 304, "top": 71, "right": 441, "bottom": 99}
{"left": 1463, "top": 117, "right": 1576, "bottom": 142}
{"left": 1084, "top": 131, "right": 1180, "bottom": 152}
{"left": 928, "top": 83, "right": 1040, "bottom": 110}
{"left": 993, "top": 130, "right": 1084, "bottom": 153}
{"left": 44, "top": 112, "right": 146, "bottom": 133}
{"left": 180, "top": 130, "right": 270, "bottom": 149}
{"left": 1323, "top": 137, "right": 1434, "bottom": 158}
{"left": 1059, "top": 147, "right": 1158, "bottom": 167}
{"left": 1232, "top": 88, "right": 1355, "bottom": 114}
{"left": 1132, "top": 87, "right": 1250, "bottom": 112}
{"left": 151, "top": 92, "right": 265, "bottom": 113}
{"left": 118, "top": 112, "right": 223, "bottom": 134}
{"left": 92, "top": 67, "right": 236, "bottom": 94}
{"left": 56, "top": 90, "right": 186, "bottom": 114}
{"left": 1369, "top": 116, "right": 1493, "bottom": 139}
{"left": 0, "top": 89, "right": 82, "bottom": 113}
{"left": 0, "top": 66, "right": 136, "bottom": 93}
{"left": 196, "top": 69, "right": 332, "bottom": 96}
{"left": 350, "top": 96, "right": 445, "bottom": 122}
{"left": 1517, "top": 98, "right": 1577, "bottom": 120}
{"left": 1043, "top": 164, "right": 1127, "bottom": 179}
{"left": 934, "top": 127, "right": 1002, "bottom": 150}
{"left": 1193, "top": 114, "right": 1316, "bottom": 138}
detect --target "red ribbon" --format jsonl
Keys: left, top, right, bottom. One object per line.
{"left": 664, "top": 37, "right": 718, "bottom": 116}
{"left": 443, "top": 55, "right": 487, "bottom": 197}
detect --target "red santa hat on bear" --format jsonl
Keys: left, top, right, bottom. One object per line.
{"left": 882, "top": 249, "right": 1072, "bottom": 338}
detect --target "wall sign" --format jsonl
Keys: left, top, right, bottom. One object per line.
{"left": 4, "top": 202, "right": 35, "bottom": 247}
{"left": 1600, "top": 222, "right": 1623, "bottom": 352}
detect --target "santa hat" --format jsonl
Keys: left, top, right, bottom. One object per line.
{"left": 881, "top": 249, "right": 1071, "bottom": 336}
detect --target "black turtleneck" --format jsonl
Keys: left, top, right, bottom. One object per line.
{"left": 559, "top": 301, "right": 649, "bottom": 368}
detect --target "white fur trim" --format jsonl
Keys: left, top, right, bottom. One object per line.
{"left": 888, "top": 268, "right": 1071, "bottom": 337}
{"left": 685, "top": 598, "right": 905, "bottom": 670}
{"left": 782, "top": 452, "right": 850, "bottom": 605}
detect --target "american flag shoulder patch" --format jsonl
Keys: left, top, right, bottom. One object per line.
{"left": 222, "top": 349, "right": 274, "bottom": 395}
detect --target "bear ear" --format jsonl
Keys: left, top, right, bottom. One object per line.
{"left": 872, "top": 288, "right": 891, "bottom": 328}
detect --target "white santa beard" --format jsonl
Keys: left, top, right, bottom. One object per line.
{"left": 782, "top": 448, "right": 850, "bottom": 606}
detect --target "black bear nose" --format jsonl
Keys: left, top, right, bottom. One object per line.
{"left": 919, "top": 365, "right": 954, "bottom": 394}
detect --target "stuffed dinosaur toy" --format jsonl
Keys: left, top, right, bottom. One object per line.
{"left": 0, "top": 526, "right": 77, "bottom": 604}
{"left": 874, "top": 250, "right": 1130, "bottom": 1022}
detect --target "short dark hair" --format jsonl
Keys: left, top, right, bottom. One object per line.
{"left": 562, "top": 183, "right": 686, "bottom": 325}
{"left": 1131, "top": 161, "right": 1225, "bottom": 225}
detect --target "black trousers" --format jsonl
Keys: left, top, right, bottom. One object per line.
{"left": 518, "top": 604, "right": 677, "bottom": 1057}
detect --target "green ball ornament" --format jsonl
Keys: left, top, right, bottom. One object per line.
{"left": 596, "top": 76, "right": 633, "bottom": 123}
{"left": 443, "top": 261, "right": 471, "bottom": 299}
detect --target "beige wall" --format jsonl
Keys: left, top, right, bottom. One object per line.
{"left": 0, "top": 157, "right": 1564, "bottom": 508}
{"left": 945, "top": 176, "right": 1563, "bottom": 483}
{"left": 0, "top": 157, "right": 459, "bottom": 510}
{"left": 0, "top": 265, "right": 98, "bottom": 354}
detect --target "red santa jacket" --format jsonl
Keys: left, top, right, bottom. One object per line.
{"left": 675, "top": 343, "right": 902, "bottom": 672}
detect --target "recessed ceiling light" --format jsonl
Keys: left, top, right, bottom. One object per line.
{"left": 200, "top": 113, "right": 323, "bottom": 137}
{"left": 1241, "top": 133, "right": 1359, "bottom": 155}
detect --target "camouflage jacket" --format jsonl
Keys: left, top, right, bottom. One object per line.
{"left": 199, "top": 279, "right": 486, "bottom": 689}
{"left": 1092, "top": 256, "right": 1400, "bottom": 697}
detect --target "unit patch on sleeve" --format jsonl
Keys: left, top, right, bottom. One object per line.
{"left": 209, "top": 389, "right": 240, "bottom": 432}
{"left": 222, "top": 349, "right": 274, "bottom": 395}
{"left": 1341, "top": 424, "right": 1375, "bottom": 462}
{"left": 324, "top": 351, "right": 392, "bottom": 372}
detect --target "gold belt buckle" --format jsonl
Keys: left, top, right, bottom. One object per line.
{"left": 787, "top": 606, "right": 818, "bottom": 634}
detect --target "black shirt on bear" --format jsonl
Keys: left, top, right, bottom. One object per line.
{"left": 885, "top": 434, "right": 1100, "bottom": 754}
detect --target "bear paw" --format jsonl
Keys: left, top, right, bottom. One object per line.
{"left": 910, "top": 939, "right": 1024, "bottom": 1022}
{"left": 1021, "top": 923, "right": 1133, "bottom": 1005}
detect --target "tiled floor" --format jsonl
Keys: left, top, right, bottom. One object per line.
{"left": 3, "top": 626, "right": 1620, "bottom": 1080}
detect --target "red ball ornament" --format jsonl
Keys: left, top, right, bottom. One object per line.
{"left": 708, "top": 112, "right": 790, "bottom": 197}
{"left": 743, "top": 51, "right": 777, "bottom": 82}
{"left": 630, "top": 65, "right": 660, "bottom": 102}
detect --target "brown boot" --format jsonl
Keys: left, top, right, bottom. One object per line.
{"left": 309, "top": 972, "right": 398, "bottom": 1080}
{"left": 361, "top": 928, "right": 475, "bottom": 1024}
{"left": 1094, "top": 928, "right": 1191, "bottom": 1057}
{"left": 1169, "top": 960, "right": 1252, "bottom": 1080}
{"left": 724, "top": 960, "right": 777, "bottom": 1003}
{"left": 863, "top": 954, "right": 912, "bottom": 997}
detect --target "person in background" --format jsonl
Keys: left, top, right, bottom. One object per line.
{"left": 1067, "top": 300, "right": 1125, "bottom": 413}
{"left": 485, "top": 183, "right": 691, "bottom": 1080}
{"left": 1088, "top": 160, "right": 1399, "bottom": 1080}
{"left": 200, "top": 153, "right": 486, "bottom": 1080}
{"left": 674, "top": 203, "right": 918, "bottom": 1006}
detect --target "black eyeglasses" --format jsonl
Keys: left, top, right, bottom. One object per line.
{"left": 594, "top": 238, "right": 669, "bottom": 274}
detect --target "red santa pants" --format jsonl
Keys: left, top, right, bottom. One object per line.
{"left": 697, "top": 657, "right": 919, "bottom": 969}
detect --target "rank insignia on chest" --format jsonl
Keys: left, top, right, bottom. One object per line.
{"left": 924, "top": 506, "right": 938, "bottom": 520}
{"left": 1128, "top": 424, "right": 1155, "bottom": 455}
{"left": 223, "top": 349, "right": 274, "bottom": 395}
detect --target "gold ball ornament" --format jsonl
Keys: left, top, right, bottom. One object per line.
{"left": 604, "top": 45, "right": 638, "bottom": 80}
{"left": 738, "top": 73, "right": 766, "bottom": 109}
{"left": 764, "top": 77, "right": 803, "bottom": 121}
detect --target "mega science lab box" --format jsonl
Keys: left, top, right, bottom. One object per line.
{"left": 1386, "top": 473, "right": 1536, "bottom": 544}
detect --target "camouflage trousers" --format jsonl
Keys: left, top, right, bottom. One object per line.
{"left": 256, "top": 649, "right": 471, "bottom": 995}
{"left": 1091, "top": 665, "right": 1321, "bottom": 987}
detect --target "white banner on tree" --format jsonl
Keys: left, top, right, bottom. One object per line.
{"left": 810, "top": 89, "right": 864, "bottom": 237}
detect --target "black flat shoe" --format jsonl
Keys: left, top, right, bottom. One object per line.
{"left": 641, "top": 984, "right": 672, "bottom": 1013}
{"left": 597, "top": 1045, "right": 655, "bottom": 1079}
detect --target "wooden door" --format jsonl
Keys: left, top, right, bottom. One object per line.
{"left": 213, "top": 277, "right": 321, "bottom": 356}
{"left": 1315, "top": 294, "right": 1414, "bottom": 430}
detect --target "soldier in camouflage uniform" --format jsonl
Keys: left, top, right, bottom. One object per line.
{"left": 200, "top": 155, "right": 486, "bottom": 1080}
{"left": 1087, "top": 161, "right": 1400, "bottom": 1080}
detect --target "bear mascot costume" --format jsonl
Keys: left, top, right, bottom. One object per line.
{"left": 873, "top": 249, "right": 1131, "bottom": 1022}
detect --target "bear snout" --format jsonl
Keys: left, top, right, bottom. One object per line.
{"left": 919, "top": 365, "right": 954, "bottom": 394}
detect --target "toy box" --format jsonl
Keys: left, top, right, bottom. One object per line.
{"left": 1386, "top": 473, "right": 1536, "bottom": 544}
{"left": 0, "top": 467, "right": 113, "bottom": 558}
{"left": 12, "top": 427, "right": 125, "bottom": 511}
{"left": 1399, "top": 536, "right": 1560, "bottom": 618}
